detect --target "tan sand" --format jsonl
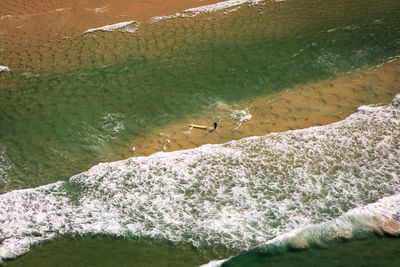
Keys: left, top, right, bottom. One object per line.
{"left": 1, "top": 0, "right": 398, "bottom": 73}
{"left": 0, "top": 0, "right": 223, "bottom": 45}
{"left": 109, "top": 59, "right": 400, "bottom": 160}
{"left": 1, "top": 0, "right": 262, "bottom": 72}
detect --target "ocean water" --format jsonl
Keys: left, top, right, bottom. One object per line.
{"left": 1, "top": 93, "right": 400, "bottom": 265}
{"left": 1, "top": 0, "right": 400, "bottom": 265}
{"left": 1, "top": 0, "right": 400, "bottom": 191}
{"left": 221, "top": 236, "right": 400, "bottom": 266}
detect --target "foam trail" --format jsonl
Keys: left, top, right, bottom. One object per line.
{"left": 0, "top": 66, "right": 9, "bottom": 72}
{"left": 0, "top": 94, "right": 399, "bottom": 262}
{"left": 231, "top": 108, "right": 252, "bottom": 128}
{"left": 83, "top": 21, "right": 136, "bottom": 34}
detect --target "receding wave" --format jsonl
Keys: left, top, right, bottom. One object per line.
{"left": 0, "top": 94, "right": 399, "bottom": 262}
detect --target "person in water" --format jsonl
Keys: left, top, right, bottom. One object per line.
{"left": 209, "top": 122, "right": 218, "bottom": 132}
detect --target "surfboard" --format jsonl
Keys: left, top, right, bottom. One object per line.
{"left": 190, "top": 124, "right": 209, "bottom": 129}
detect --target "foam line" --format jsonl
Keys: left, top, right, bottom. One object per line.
{"left": 82, "top": 0, "right": 270, "bottom": 35}
{"left": 151, "top": 0, "right": 265, "bottom": 22}
{"left": 83, "top": 21, "right": 136, "bottom": 34}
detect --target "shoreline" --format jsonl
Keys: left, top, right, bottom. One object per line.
{"left": 110, "top": 58, "right": 400, "bottom": 160}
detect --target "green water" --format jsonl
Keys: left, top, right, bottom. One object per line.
{"left": 3, "top": 236, "right": 233, "bottom": 267}
{"left": 3, "top": 235, "right": 400, "bottom": 266}
{"left": 1, "top": 0, "right": 399, "bottom": 191}
{"left": 223, "top": 236, "right": 400, "bottom": 267}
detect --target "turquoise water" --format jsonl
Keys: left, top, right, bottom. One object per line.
{"left": 1, "top": 0, "right": 400, "bottom": 265}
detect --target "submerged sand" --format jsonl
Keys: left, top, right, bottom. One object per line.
{"left": 110, "top": 59, "right": 400, "bottom": 159}
{"left": 0, "top": 0, "right": 223, "bottom": 45}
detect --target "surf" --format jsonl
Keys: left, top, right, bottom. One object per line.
{"left": 204, "top": 193, "right": 400, "bottom": 266}
{"left": 1, "top": 94, "right": 399, "bottom": 263}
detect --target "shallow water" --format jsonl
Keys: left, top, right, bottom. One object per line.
{"left": 113, "top": 59, "right": 400, "bottom": 160}
{"left": 1, "top": 0, "right": 400, "bottom": 265}
{"left": 1, "top": 94, "right": 400, "bottom": 264}
{"left": 1, "top": 0, "right": 400, "bottom": 192}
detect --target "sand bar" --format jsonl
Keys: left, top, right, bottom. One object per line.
{"left": 0, "top": 0, "right": 233, "bottom": 45}
{"left": 110, "top": 59, "right": 400, "bottom": 160}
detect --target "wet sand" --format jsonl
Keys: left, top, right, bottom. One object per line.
{"left": 110, "top": 59, "right": 400, "bottom": 159}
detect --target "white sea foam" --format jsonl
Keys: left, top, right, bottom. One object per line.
{"left": 223, "top": 6, "right": 241, "bottom": 15}
{"left": 268, "top": 194, "right": 400, "bottom": 249}
{"left": 77, "top": 113, "right": 125, "bottom": 150}
{"left": 88, "top": 6, "right": 109, "bottom": 14}
{"left": 83, "top": 21, "right": 136, "bottom": 34}
{"left": 52, "top": 8, "right": 68, "bottom": 13}
{"left": 231, "top": 108, "right": 252, "bottom": 128}
{"left": 205, "top": 193, "right": 400, "bottom": 266}
{"left": 122, "top": 22, "right": 140, "bottom": 33}
{"left": 151, "top": 0, "right": 264, "bottom": 23}
{"left": 0, "top": 66, "right": 9, "bottom": 72}
{"left": 327, "top": 25, "right": 360, "bottom": 33}
{"left": 82, "top": 0, "right": 269, "bottom": 35}
{"left": 0, "top": 15, "right": 12, "bottom": 20}
{"left": 100, "top": 113, "right": 124, "bottom": 134}
{"left": 313, "top": 52, "right": 343, "bottom": 75}
{"left": 183, "top": 0, "right": 263, "bottom": 13}
{"left": 0, "top": 94, "right": 399, "bottom": 262}
{"left": 200, "top": 258, "right": 231, "bottom": 267}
